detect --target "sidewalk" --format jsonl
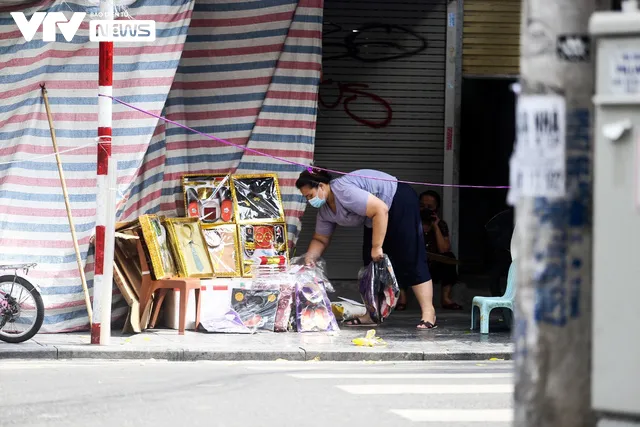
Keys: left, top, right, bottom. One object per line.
{"left": 0, "top": 310, "right": 513, "bottom": 362}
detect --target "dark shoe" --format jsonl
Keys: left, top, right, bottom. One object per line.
{"left": 344, "top": 317, "right": 377, "bottom": 327}
{"left": 442, "top": 303, "right": 463, "bottom": 310}
{"left": 417, "top": 318, "right": 437, "bottom": 330}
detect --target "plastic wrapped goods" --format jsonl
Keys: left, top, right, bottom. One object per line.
{"left": 358, "top": 254, "right": 400, "bottom": 324}
{"left": 251, "top": 264, "right": 295, "bottom": 332}
{"left": 231, "top": 288, "right": 280, "bottom": 332}
{"left": 202, "top": 224, "right": 240, "bottom": 276}
{"left": 239, "top": 223, "right": 287, "bottom": 276}
{"left": 200, "top": 309, "right": 252, "bottom": 334}
{"left": 295, "top": 278, "right": 339, "bottom": 333}
{"left": 183, "top": 174, "right": 234, "bottom": 224}
{"left": 289, "top": 254, "right": 335, "bottom": 293}
{"left": 232, "top": 176, "right": 284, "bottom": 222}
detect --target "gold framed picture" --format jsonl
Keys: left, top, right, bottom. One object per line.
{"left": 182, "top": 173, "right": 234, "bottom": 224}
{"left": 202, "top": 223, "right": 241, "bottom": 277}
{"left": 231, "top": 174, "right": 285, "bottom": 224}
{"left": 165, "top": 217, "right": 215, "bottom": 278}
{"left": 238, "top": 222, "right": 289, "bottom": 277}
{"left": 138, "top": 215, "right": 177, "bottom": 280}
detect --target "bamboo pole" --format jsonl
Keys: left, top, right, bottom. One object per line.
{"left": 40, "top": 84, "right": 93, "bottom": 324}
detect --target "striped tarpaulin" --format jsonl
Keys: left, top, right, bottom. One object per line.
{"left": 0, "top": 0, "right": 321, "bottom": 332}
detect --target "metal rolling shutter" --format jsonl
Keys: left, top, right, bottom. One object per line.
{"left": 296, "top": 0, "right": 447, "bottom": 279}
{"left": 462, "top": 0, "right": 521, "bottom": 76}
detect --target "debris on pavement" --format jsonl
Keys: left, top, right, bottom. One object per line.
{"left": 352, "top": 329, "right": 386, "bottom": 347}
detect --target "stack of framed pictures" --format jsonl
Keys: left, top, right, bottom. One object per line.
{"left": 183, "top": 174, "right": 240, "bottom": 277}
{"left": 182, "top": 173, "right": 289, "bottom": 278}
{"left": 113, "top": 216, "right": 215, "bottom": 333}
{"left": 183, "top": 175, "right": 234, "bottom": 225}
{"left": 138, "top": 215, "right": 214, "bottom": 279}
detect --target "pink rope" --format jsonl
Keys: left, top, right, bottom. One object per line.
{"left": 100, "top": 94, "right": 510, "bottom": 189}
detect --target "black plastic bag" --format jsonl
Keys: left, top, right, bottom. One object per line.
{"left": 358, "top": 254, "right": 400, "bottom": 324}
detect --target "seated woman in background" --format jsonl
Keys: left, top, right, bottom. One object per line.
{"left": 397, "top": 190, "right": 462, "bottom": 311}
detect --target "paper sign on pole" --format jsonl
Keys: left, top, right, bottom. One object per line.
{"left": 508, "top": 95, "right": 567, "bottom": 205}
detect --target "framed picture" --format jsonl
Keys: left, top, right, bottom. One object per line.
{"left": 138, "top": 215, "right": 177, "bottom": 280}
{"left": 231, "top": 174, "right": 285, "bottom": 223}
{"left": 202, "top": 223, "right": 241, "bottom": 277}
{"left": 238, "top": 222, "right": 288, "bottom": 277}
{"left": 182, "top": 174, "right": 234, "bottom": 224}
{"left": 165, "top": 217, "right": 215, "bottom": 278}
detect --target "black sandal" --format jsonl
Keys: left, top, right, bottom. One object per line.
{"left": 417, "top": 319, "right": 437, "bottom": 330}
{"left": 344, "top": 317, "right": 377, "bottom": 327}
{"left": 395, "top": 303, "right": 407, "bottom": 311}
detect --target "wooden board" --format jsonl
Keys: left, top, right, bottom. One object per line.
{"left": 113, "top": 263, "right": 142, "bottom": 334}
{"left": 115, "top": 237, "right": 142, "bottom": 299}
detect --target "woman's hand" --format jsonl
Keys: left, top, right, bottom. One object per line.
{"left": 364, "top": 194, "right": 389, "bottom": 264}
{"left": 371, "top": 246, "right": 384, "bottom": 262}
{"left": 306, "top": 233, "right": 331, "bottom": 267}
{"left": 432, "top": 212, "right": 440, "bottom": 226}
{"left": 432, "top": 217, "right": 451, "bottom": 253}
{"left": 304, "top": 254, "right": 316, "bottom": 267}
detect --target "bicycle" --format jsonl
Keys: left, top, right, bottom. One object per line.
{"left": 0, "top": 263, "right": 44, "bottom": 343}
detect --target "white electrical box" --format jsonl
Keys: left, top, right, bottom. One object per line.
{"left": 590, "top": 7, "right": 640, "bottom": 420}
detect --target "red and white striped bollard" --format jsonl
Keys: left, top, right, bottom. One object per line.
{"left": 91, "top": 0, "right": 116, "bottom": 345}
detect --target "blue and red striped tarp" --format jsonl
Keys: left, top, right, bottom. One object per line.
{"left": 0, "top": 0, "right": 321, "bottom": 332}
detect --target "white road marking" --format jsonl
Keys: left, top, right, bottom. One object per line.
{"left": 289, "top": 372, "right": 513, "bottom": 379}
{"left": 391, "top": 409, "right": 514, "bottom": 422}
{"left": 37, "top": 414, "right": 66, "bottom": 419}
{"left": 336, "top": 384, "right": 513, "bottom": 395}
{"left": 246, "top": 363, "right": 512, "bottom": 372}
{"left": 246, "top": 366, "right": 325, "bottom": 371}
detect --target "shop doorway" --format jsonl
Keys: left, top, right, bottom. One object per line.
{"left": 297, "top": 0, "right": 448, "bottom": 279}
{"left": 458, "top": 77, "right": 516, "bottom": 288}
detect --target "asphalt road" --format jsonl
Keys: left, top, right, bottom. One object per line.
{"left": 0, "top": 359, "right": 514, "bottom": 427}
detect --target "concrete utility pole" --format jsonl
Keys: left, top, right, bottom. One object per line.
{"left": 511, "top": 0, "right": 610, "bottom": 426}
{"left": 91, "top": 0, "right": 116, "bottom": 345}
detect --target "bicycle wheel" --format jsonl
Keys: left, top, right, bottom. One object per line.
{"left": 0, "top": 275, "right": 45, "bottom": 343}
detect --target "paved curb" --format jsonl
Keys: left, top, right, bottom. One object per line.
{"left": 183, "top": 349, "right": 307, "bottom": 361}
{"left": 57, "top": 346, "right": 185, "bottom": 361}
{"left": 0, "top": 346, "right": 512, "bottom": 362}
{"left": 422, "top": 352, "right": 513, "bottom": 361}
{"left": 303, "top": 349, "right": 425, "bottom": 362}
{"left": 0, "top": 346, "right": 58, "bottom": 359}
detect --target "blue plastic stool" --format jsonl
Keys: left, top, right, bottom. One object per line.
{"left": 471, "top": 261, "right": 516, "bottom": 334}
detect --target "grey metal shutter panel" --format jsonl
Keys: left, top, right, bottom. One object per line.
{"left": 462, "top": 0, "right": 521, "bottom": 76}
{"left": 297, "top": 0, "right": 447, "bottom": 280}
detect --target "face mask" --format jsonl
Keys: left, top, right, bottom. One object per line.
{"left": 308, "top": 187, "right": 326, "bottom": 208}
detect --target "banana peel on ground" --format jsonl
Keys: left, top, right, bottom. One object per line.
{"left": 352, "top": 329, "right": 387, "bottom": 347}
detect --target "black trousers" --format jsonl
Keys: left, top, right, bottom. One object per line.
{"left": 362, "top": 183, "right": 431, "bottom": 290}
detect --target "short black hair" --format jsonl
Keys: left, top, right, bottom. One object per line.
{"left": 419, "top": 190, "right": 441, "bottom": 210}
{"left": 295, "top": 167, "right": 333, "bottom": 189}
